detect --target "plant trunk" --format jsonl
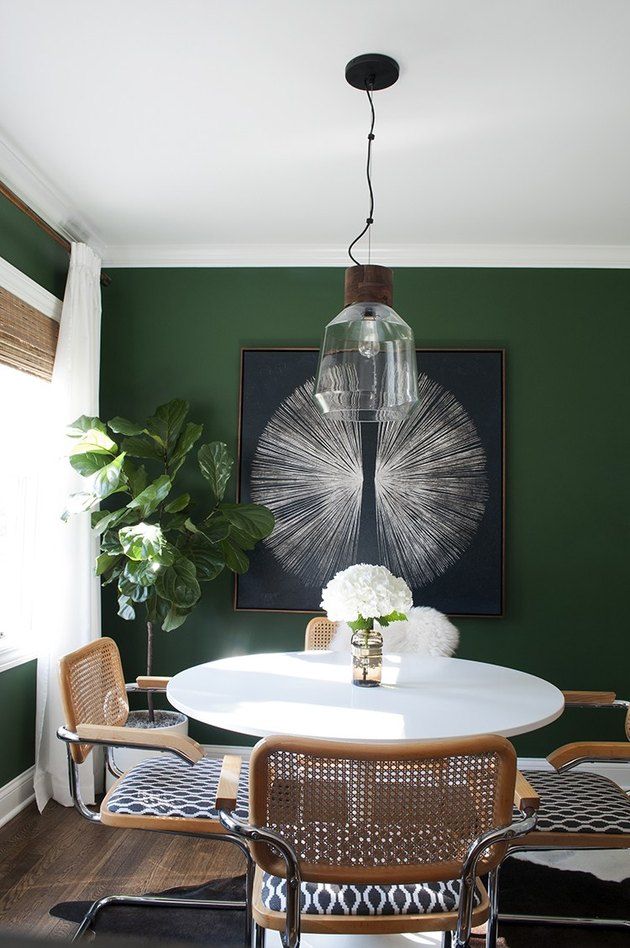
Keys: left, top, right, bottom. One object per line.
{"left": 146, "top": 619, "right": 155, "bottom": 724}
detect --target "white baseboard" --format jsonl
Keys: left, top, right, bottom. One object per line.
{"left": 0, "top": 765, "right": 35, "bottom": 828}
{"left": 203, "top": 743, "right": 254, "bottom": 759}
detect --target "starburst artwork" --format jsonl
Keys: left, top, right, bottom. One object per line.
{"left": 236, "top": 349, "right": 504, "bottom": 616}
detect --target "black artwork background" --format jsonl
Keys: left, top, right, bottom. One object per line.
{"left": 236, "top": 348, "right": 504, "bottom": 616}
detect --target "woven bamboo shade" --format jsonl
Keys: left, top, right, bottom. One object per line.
{"left": 0, "top": 286, "right": 59, "bottom": 381}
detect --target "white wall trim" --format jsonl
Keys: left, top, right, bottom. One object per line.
{"left": 102, "top": 242, "right": 630, "bottom": 269}
{"left": 203, "top": 743, "right": 254, "bottom": 759}
{"left": 0, "top": 133, "right": 106, "bottom": 258}
{"left": 0, "top": 765, "right": 35, "bottom": 828}
{"left": 0, "top": 643, "right": 37, "bottom": 674}
{"left": 0, "top": 256, "right": 62, "bottom": 320}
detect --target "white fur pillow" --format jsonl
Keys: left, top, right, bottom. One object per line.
{"left": 329, "top": 606, "right": 459, "bottom": 657}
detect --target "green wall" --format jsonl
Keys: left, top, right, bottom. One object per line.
{"left": 0, "top": 195, "right": 68, "bottom": 298}
{"left": 0, "top": 194, "right": 67, "bottom": 785}
{"left": 0, "top": 662, "right": 37, "bottom": 787}
{"left": 101, "top": 267, "right": 629, "bottom": 756}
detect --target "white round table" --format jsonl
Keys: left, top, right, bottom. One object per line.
{"left": 167, "top": 651, "right": 564, "bottom": 742}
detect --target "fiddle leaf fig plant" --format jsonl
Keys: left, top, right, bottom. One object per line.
{"left": 64, "top": 399, "right": 274, "bottom": 721}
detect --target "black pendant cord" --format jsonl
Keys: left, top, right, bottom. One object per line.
{"left": 348, "top": 82, "right": 376, "bottom": 266}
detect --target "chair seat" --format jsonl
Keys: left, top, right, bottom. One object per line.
{"left": 105, "top": 754, "right": 249, "bottom": 821}
{"left": 260, "top": 873, "right": 483, "bottom": 916}
{"left": 519, "top": 770, "right": 630, "bottom": 835}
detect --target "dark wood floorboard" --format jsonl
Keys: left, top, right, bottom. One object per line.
{"left": 0, "top": 802, "right": 245, "bottom": 940}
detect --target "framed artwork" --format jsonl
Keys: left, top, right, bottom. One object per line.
{"left": 235, "top": 348, "right": 505, "bottom": 617}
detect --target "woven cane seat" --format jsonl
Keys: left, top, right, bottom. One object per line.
{"left": 260, "top": 873, "right": 483, "bottom": 916}
{"left": 518, "top": 770, "right": 630, "bottom": 835}
{"left": 105, "top": 754, "right": 249, "bottom": 821}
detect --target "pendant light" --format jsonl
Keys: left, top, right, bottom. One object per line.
{"left": 314, "top": 54, "right": 419, "bottom": 422}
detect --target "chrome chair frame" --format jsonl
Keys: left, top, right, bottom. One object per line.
{"left": 499, "top": 694, "right": 630, "bottom": 935}
{"left": 57, "top": 715, "right": 254, "bottom": 944}
{"left": 219, "top": 802, "right": 538, "bottom": 948}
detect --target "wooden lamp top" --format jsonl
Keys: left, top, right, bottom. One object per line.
{"left": 344, "top": 265, "right": 393, "bottom": 308}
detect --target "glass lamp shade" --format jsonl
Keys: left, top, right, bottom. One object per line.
{"left": 314, "top": 298, "right": 419, "bottom": 422}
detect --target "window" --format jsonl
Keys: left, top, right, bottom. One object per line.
{"left": 0, "top": 363, "right": 53, "bottom": 667}
{"left": 0, "top": 259, "right": 60, "bottom": 670}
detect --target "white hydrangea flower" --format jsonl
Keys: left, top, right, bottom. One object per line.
{"left": 320, "top": 564, "right": 413, "bottom": 623}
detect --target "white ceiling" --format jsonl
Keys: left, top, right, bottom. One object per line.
{"left": 1, "top": 0, "right": 630, "bottom": 266}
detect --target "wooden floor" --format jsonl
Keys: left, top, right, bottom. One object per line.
{"left": 0, "top": 801, "right": 245, "bottom": 940}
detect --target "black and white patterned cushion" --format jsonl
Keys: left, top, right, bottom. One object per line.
{"left": 106, "top": 755, "right": 249, "bottom": 821}
{"left": 260, "top": 874, "right": 482, "bottom": 916}
{"left": 517, "top": 770, "right": 630, "bottom": 835}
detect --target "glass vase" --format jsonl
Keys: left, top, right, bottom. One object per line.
{"left": 351, "top": 627, "right": 383, "bottom": 687}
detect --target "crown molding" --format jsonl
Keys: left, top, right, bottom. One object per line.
{"left": 0, "top": 133, "right": 106, "bottom": 258}
{"left": 0, "top": 256, "right": 62, "bottom": 320}
{"left": 102, "top": 242, "right": 630, "bottom": 269}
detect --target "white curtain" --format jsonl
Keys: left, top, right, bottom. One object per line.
{"left": 34, "top": 242, "right": 102, "bottom": 810}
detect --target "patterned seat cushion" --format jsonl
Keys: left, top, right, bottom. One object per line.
{"left": 261, "top": 874, "right": 482, "bottom": 916}
{"left": 518, "top": 770, "right": 630, "bottom": 835}
{"left": 106, "top": 754, "right": 249, "bottom": 821}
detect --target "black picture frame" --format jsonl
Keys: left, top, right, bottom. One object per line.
{"left": 235, "top": 348, "right": 505, "bottom": 617}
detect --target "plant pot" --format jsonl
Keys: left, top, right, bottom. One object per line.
{"left": 105, "top": 709, "right": 188, "bottom": 789}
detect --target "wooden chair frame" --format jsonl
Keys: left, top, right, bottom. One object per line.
{"left": 56, "top": 637, "right": 254, "bottom": 944}
{"left": 499, "top": 689, "right": 630, "bottom": 935}
{"left": 219, "top": 734, "right": 539, "bottom": 948}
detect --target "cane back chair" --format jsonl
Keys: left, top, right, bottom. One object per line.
{"left": 304, "top": 617, "right": 337, "bottom": 650}
{"left": 501, "top": 688, "right": 630, "bottom": 934}
{"left": 219, "top": 734, "right": 539, "bottom": 948}
{"left": 57, "top": 637, "right": 252, "bottom": 943}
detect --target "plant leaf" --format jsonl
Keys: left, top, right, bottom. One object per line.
{"left": 220, "top": 538, "right": 249, "bottom": 574}
{"left": 119, "top": 523, "right": 166, "bottom": 561}
{"left": 121, "top": 433, "right": 165, "bottom": 462}
{"left": 117, "top": 594, "right": 136, "bottom": 621}
{"left": 165, "top": 493, "right": 190, "bottom": 513}
{"left": 199, "top": 513, "right": 230, "bottom": 544}
{"left": 118, "top": 574, "right": 151, "bottom": 602}
{"left": 93, "top": 453, "right": 127, "bottom": 500}
{"left": 108, "top": 416, "right": 145, "bottom": 436}
{"left": 70, "top": 451, "right": 114, "bottom": 476}
{"left": 163, "top": 511, "right": 189, "bottom": 532}
{"left": 127, "top": 475, "right": 172, "bottom": 517}
{"left": 155, "top": 555, "right": 201, "bottom": 608}
{"left": 93, "top": 506, "right": 136, "bottom": 536}
{"left": 187, "top": 535, "right": 225, "bottom": 581}
{"left": 123, "top": 558, "right": 160, "bottom": 587}
{"left": 160, "top": 604, "right": 191, "bottom": 632}
{"left": 146, "top": 399, "right": 189, "bottom": 456}
{"left": 378, "top": 610, "right": 407, "bottom": 627}
{"left": 68, "top": 430, "right": 118, "bottom": 455}
{"left": 198, "top": 442, "right": 233, "bottom": 503}
{"left": 124, "top": 461, "right": 148, "bottom": 498}
{"left": 95, "top": 552, "right": 120, "bottom": 576}
{"left": 170, "top": 422, "right": 203, "bottom": 475}
{"left": 66, "top": 415, "right": 107, "bottom": 438}
{"left": 62, "top": 491, "right": 98, "bottom": 521}
{"left": 153, "top": 543, "right": 177, "bottom": 567}
{"left": 219, "top": 503, "right": 275, "bottom": 540}
{"left": 100, "top": 529, "right": 124, "bottom": 554}
{"left": 102, "top": 564, "right": 123, "bottom": 587}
